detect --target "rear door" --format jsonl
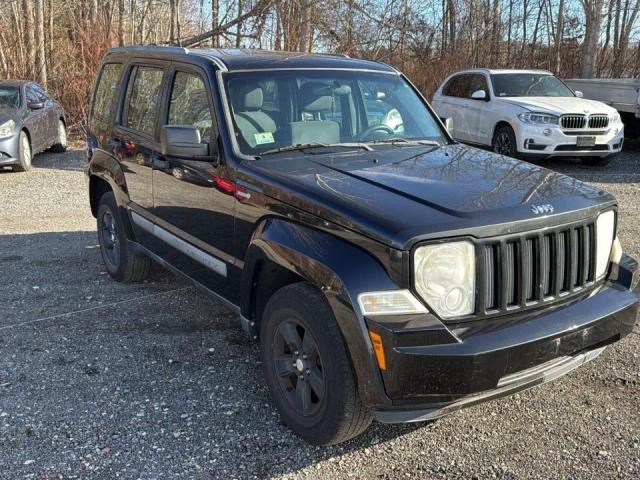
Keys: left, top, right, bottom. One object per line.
{"left": 150, "top": 62, "right": 238, "bottom": 301}
{"left": 436, "top": 74, "right": 473, "bottom": 141}
{"left": 112, "top": 62, "right": 167, "bottom": 210}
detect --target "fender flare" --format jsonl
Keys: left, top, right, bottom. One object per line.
{"left": 241, "top": 217, "right": 399, "bottom": 407}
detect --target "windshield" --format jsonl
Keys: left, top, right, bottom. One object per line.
{"left": 222, "top": 70, "right": 446, "bottom": 157}
{"left": 0, "top": 86, "right": 21, "bottom": 108}
{"left": 491, "top": 74, "right": 574, "bottom": 98}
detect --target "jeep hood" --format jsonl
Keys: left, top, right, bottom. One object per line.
{"left": 498, "top": 96, "right": 616, "bottom": 116}
{"left": 248, "top": 143, "right": 614, "bottom": 249}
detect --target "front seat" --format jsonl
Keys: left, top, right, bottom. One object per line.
{"left": 232, "top": 83, "right": 277, "bottom": 148}
{"left": 290, "top": 83, "right": 340, "bottom": 145}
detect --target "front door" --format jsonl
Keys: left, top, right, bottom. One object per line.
{"left": 151, "top": 64, "right": 239, "bottom": 302}
{"left": 24, "top": 84, "right": 49, "bottom": 152}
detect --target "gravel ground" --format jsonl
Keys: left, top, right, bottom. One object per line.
{"left": 0, "top": 144, "right": 639, "bottom": 479}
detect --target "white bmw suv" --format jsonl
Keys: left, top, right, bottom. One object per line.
{"left": 431, "top": 69, "right": 624, "bottom": 166}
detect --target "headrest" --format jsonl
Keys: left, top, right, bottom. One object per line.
{"left": 298, "top": 82, "right": 334, "bottom": 112}
{"left": 234, "top": 83, "right": 264, "bottom": 111}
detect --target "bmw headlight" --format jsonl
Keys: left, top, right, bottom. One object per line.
{"left": 595, "top": 210, "right": 615, "bottom": 279}
{"left": 0, "top": 119, "right": 15, "bottom": 139}
{"left": 517, "top": 112, "right": 559, "bottom": 125}
{"left": 414, "top": 241, "right": 475, "bottom": 319}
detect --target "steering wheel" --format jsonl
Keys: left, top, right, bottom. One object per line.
{"left": 358, "top": 124, "right": 395, "bottom": 141}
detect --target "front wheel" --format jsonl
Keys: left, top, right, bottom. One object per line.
{"left": 13, "top": 131, "right": 32, "bottom": 172}
{"left": 492, "top": 125, "right": 519, "bottom": 159}
{"left": 581, "top": 156, "right": 611, "bottom": 167}
{"left": 260, "top": 282, "right": 372, "bottom": 445}
{"left": 97, "top": 192, "right": 150, "bottom": 282}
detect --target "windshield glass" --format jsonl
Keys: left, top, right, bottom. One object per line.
{"left": 491, "top": 73, "right": 574, "bottom": 97}
{"left": 0, "top": 86, "right": 21, "bottom": 108}
{"left": 222, "top": 70, "right": 446, "bottom": 156}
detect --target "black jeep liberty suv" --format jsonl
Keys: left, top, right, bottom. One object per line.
{"left": 86, "top": 46, "right": 639, "bottom": 445}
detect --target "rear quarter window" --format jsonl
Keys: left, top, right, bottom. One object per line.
{"left": 91, "top": 63, "right": 123, "bottom": 128}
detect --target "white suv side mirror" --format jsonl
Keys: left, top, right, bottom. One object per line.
{"left": 471, "top": 89, "right": 488, "bottom": 100}
{"left": 575, "top": 90, "right": 584, "bottom": 98}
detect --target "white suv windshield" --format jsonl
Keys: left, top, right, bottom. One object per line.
{"left": 491, "top": 73, "right": 575, "bottom": 98}
{"left": 222, "top": 70, "right": 446, "bottom": 156}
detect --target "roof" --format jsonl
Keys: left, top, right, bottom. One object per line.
{"left": 105, "top": 45, "right": 397, "bottom": 73}
{"left": 463, "top": 68, "right": 553, "bottom": 75}
{"left": 0, "top": 79, "right": 32, "bottom": 87}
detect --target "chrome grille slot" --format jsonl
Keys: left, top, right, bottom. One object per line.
{"left": 588, "top": 115, "right": 609, "bottom": 129}
{"left": 561, "top": 115, "right": 586, "bottom": 129}
{"left": 477, "top": 219, "right": 597, "bottom": 319}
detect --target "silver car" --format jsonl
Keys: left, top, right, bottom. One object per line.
{"left": 0, "top": 80, "right": 67, "bottom": 172}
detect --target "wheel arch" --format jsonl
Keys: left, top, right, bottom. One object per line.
{"left": 492, "top": 120, "right": 514, "bottom": 141}
{"left": 240, "top": 217, "right": 398, "bottom": 408}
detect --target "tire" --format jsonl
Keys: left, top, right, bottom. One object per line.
{"left": 260, "top": 282, "right": 372, "bottom": 445}
{"left": 50, "top": 120, "right": 67, "bottom": 153}
{"left": 581, "top": 156, "right": 611, "bottom": 167}
{"left": 96, "top": 191, "right": 150, "bottom": 283}
{"left": 13, "top": 131, "right": 32, "bottom": 172}
{"left": 492, "top": 125, "right": 519, "bottom": 159}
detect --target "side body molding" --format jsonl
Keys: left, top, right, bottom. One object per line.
{"left": 241, "top": 217, "right": 400, "bottom": 407}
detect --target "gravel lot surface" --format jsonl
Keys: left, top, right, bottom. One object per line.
{"left": 0, "top": 144, "right": 639, "bottom": 479}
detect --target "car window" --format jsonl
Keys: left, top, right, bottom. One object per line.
{"left": 32, "top": 83, "right": 49, "bottom": 101}
{"left": 167, "top": 72, "right": 213, "bottom": 143}
{"left": 443, "top": 75, "right": 471, "bottom": 98}
{"left": 25, "top": 85, "right": 40, "bottom": 105}
{"left": 0, "top": 86, "right": 21, "bottom": 108}
{"left": 123, "top": 66, "right": 164, "bottom": 136}
{"left": 224, "top": 70, "right": 446, "bottom": 155}
{"left": 468, "top": 74, "right": 489, "bottom": 97}
{"left": 91, "top": 63, "right": 124, "bottom": 126}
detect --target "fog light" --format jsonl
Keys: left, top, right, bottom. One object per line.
{"left": 543, "top": 128, "right": 551, "bottom": 136}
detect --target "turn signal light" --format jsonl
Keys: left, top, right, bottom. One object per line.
{"left": 368, "top": 331, "right": 386, "bottom": 371}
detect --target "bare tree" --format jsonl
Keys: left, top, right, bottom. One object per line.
{"left": 580, "top": 0, "right": 605, "bottom": 78}
{"left": 34, "top": 0, "right": 47, "bottom": 86}
{"left": 22, "top": 0, "right": 35, "bottom": 77}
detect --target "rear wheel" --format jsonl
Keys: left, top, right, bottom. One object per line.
{"left": 260, "top": 282, "right": 372, "bottom": 445}
{"left": 492, "top": 125, "right": 519, "bottom": 159}
{"left": 97, "top": 191, "right": 150, "bottom": 282}
{"left": 50, "top": 120, "right": 67, "bottom": 153}
{"left": 13, "top": 131, "right": 32, "bottom": 172}
{"left": 581, "top": 156, "right": 611, "bottom": 167}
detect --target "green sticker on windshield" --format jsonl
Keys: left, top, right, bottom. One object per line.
{"left": 254, "top": 132, "right": 274, "bottom": 145}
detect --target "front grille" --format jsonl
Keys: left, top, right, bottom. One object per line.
{"left": 588, "top": 115, "right": 609, "bottom": 129}
{"left": 561, "top": 115, "right": 587, "bottom": 129}
{"left": 477, "top": 220, "right": 596, "bottom": 317}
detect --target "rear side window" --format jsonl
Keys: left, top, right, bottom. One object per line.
{"left": 123, "top": 66, "right": 164, "bottom": 136}
{"left": 91, "top": 63, "right": 123, "bottom": 126}
{"left": 442, "top": 75, "right": 470, "bottom": 98}
{"left": 167, "top": 72, "right": 213, "bottom": 142}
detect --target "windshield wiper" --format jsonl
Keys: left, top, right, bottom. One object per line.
{"left": 366, "top": 138, "right": 441, "bottom": 147}
{"left": 260, "top": 142, "right": 372, "bottom": 156}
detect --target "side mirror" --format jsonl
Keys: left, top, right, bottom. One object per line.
{"left": 471, "top": 89, "right": 488, "bottom": 101}
{"left": 574, "top": 90, "right": 584, "bottom": 98}
{"left": 444, "top": 117, "right": 453, "bottom": 135}
{"left": 28, "top": 101, "right": 45, "bottom": 110}
{"left": 161, "top": 125, "right": 209, "bottom": 158}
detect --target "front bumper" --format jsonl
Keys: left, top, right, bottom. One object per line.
{"left": 0, "top": 134, "right": 19, "bottom": 166}
{"left": 368, "top": 254, "right": 639, "bottom": 422}
{"left": 512, "top": 121, "right": 625, "bottom": 157}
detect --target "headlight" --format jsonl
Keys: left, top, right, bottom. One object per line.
{"left": 414, "top": 241, "right": 475, "bottom": 319}
{"left": 517, "top": 112, "right": 559, "bottom": 125}
{"left": 0, "top": 119, "right": 15, "bottom": 139}
{"left": 595, "top": 210, "right": 615, "bottom": 279}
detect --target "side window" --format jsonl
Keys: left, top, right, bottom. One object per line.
{"left": 91, "top": 63, "right": 123, "bottom": 126}
{"left": 32, "top": 83, "right": 49, "bottom": 101}
{"left": 123, "top": 66, "right": 164, "bottom": 137}
{"left": 25, "top": 85, "right": 39, "bottom": 105}
{"left": 468, "top": 74, "right": 489, "bottom": 97}
{"left": 167, "top": 72, "right": 213, "bottom": 143}
{"left": 443, "top": 76, "right": 461, "bottom": 97}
